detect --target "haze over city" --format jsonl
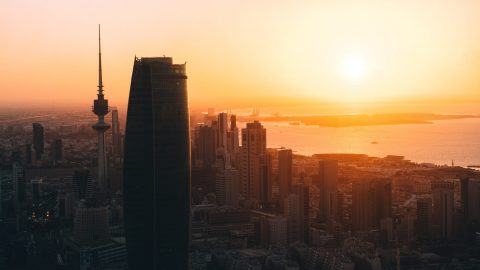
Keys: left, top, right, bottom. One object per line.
{"left": 2, "top": 1, "right": 480, "bottom": 270}
{"left": 3, "top": 0, "right": 480, "bottom": 113}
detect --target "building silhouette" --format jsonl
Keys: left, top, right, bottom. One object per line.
{"left": 240, "top": 121, "right": 267, "bottom": 203}
{"left": 416, "top": 197, "right": 433, "bottom": 241}
{"left": 12, "top": 163, "right": 26, "bottom": 207}
{"left": 123, "top": 56, "right": 190, "bottom": 269}
{"left": 278, "top": 149, "right": 293, "bottom": 209}
{"left": 432, "top": 180, "right": 454, "bottom": 240}
{"left": 352, "top": 179, "right": 392, "bottom": 232}
{"left": 193, "top": 125, "right": 216, "bottom": 168}
{"left": 111, "top": 107, "right": 122, "bottom": 157}
{"left": 92, "top": 25, "right": 110, "bottom": 189}
{"left": 32, "top": 123, "right": 44, "bottom": 160}
{"left": 317, "top": 160, "right": 338, "bottom": 225}
{"left": 51, "top": 138, "right": 63, "bottom": 164}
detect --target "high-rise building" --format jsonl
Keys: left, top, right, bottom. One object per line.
{"left": 260, "top": 152, "right": 273, "bottom": 205}
{"left": 317, "top": 160, "right": 338, "bottom": 224}
{"left": 216, "top": 113, "right": 228, "bottom": 151}
{"left": 25, "top": 144, "right": 32, "bottom": 165}
{"left": 227, "top": 114, "right": 240, "bottom": 168}
{"left": 352, "top": 179, "right": 392, "bottom": 232}
{"left": 260, "top": 216, "right": 287, "bottom": 248}
{"left": 278, "top": 149, "right": 293, "bottom": 208}
{"left": 32, "top": 123, "right": 44, "bottom": 160}
{"left": 432, "top": 180, "right": 454, "bottom": 240}
{"left": 293, "top": 183, "right": 310, "bottom": 243}
{"left": 193, "top": 125, "right": 216, "bottom": 168}
{"left": 461, "top": 178, "right": 480, "bottom": 223}
{"left": 240, "top": 121, "right": 267, "bottom": 203}
{"left": 73, "top": 203, "right": 111, "bottom": 246}
{"left": 416, "top": 197, "right": 433, "bottom": 241}
{"left": 111, "top": 107, "right": 122, "bottom": 157}
{"left": 92, "top": 25, "right": 110, "bottom": 189}
{"left": 284, "top": 193, "right": 301, "bottom": 243}
{"left": 51, "top": 138, "right": 63, "bottom": 164}
{"left": 225, "top": 167, "right": 240, "bottom": 207}
{"left": 123, "top": 56, "right": 190, "bottom": 269}
{"left": 215, "top": 149, "right": 227, "bottom": 205}
{"left": 12, "top": 163, "right": 26, "bottom": 207}
{"left": 72, "top": 169, "right": 94, "bottom": 201}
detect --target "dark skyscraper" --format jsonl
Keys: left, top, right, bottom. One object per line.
{"left": 111, "top": 107, "right": 122, "bottom": 157}
{"left": 123, "top": 56, "right": 190, "bottom": 269}
{"left": 32, "top": 123, "right": 44, "bottom": 160}
{"left": 278, "top": 149, "right": 293, "bottom": 208}
{"left": 51, "top": 138, "right": 63, "bottom": 164}
{"left": 317, "top": 160, "right": 338, "bottom": 224}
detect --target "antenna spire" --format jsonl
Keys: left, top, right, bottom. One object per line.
{"left": 98, "top": 24, "right": 104, "bottom": 98}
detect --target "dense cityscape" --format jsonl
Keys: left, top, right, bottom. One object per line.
{"left": 0, "top": 31, "right": 479, "bottom": 269}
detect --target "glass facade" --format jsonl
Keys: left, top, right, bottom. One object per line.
{"left": 123, "top": 57, "right": 190, "bottom": 270}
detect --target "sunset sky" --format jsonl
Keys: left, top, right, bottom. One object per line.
{"left": 2, "top": 0, "right": 480, "bottom": 114}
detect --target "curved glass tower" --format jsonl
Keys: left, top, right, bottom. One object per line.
{"left": 123, "top": 57, "right": 190, "bottom": 269}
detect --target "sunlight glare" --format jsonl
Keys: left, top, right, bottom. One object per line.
{"left": 341, "top": 54, "right": 367, "bottom": 81}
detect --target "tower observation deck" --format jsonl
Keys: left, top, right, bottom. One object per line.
{"left": 92, "top": 25, "right": 110, "bottom": 188}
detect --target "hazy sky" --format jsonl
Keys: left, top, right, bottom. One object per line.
{"left": 2, "top": 0, "right": 480, "bottom": 113}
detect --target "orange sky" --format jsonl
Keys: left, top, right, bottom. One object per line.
{"left": 2, "top": 0, "right": 480, "bottom": 114}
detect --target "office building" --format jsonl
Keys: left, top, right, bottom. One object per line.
{"left": 432, "top": 180, "right": 454, "bottom": 240}
{"left": 12, "top": 162, "right": 26, "bottom": 207}
{"left": 111, "top": 107, "right": 122, "bottom": 157}
{"left": 72, "top": 169, "right": 94, "bottom": 201}
{"left": 317, "top": 160, "right": 338, "bottom": 224}
{"left": 416, "top": 197, "right": 433, "bottom": 241}
{"left": 240, "top": 121, "right": 267, "bottom": 203}
{"left": 32, "top": 123, "right": 44, "bottom": 160}
{"left": 278, "top": 149, "right": 293, "bottom": 208}
{"left": 51, "top": 138, "right": 63, "bottom": 164}
{"left": 352, "top": 179, "right": 392, "bottom": 232}
{"left": 193, "top": 125, "right": 216, "bottom": 168}
{"left": 123, "top": 56, "right": 190, "bottom": 269}
{"left": 215, "top": 149, "right": 227, "bottom": 205}
{"left": 73, "top": 203, "right": 111, "bottom": 246}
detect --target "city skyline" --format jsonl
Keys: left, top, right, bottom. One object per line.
{"left": 3, "top": 1, "right": 480, "bottom": 114}
{"left": 1, "top": 2, "right": 480, "bottom": 270}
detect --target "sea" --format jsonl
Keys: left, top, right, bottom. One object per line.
{"left": 248, "top": 117, "right": 480, "bottom": 167}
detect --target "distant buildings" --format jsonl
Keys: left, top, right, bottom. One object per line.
{"left": 123, "top": 56, "right": 190, "bottom": 269}
{"left": 416, "top": 197, "right": 433, "bottom": 241}
{"left": 111, "top": 107, "right": 122, "bottom": 157}
{"left": 278, "top": 149, "right": 293, "bottom": 208}
{"left": 431, "top": 180, "right": 454, "bottom": 240}
{"left": 12, "top": 163, "right": 26, "bottom": 207}
{"left": 51, "top": 138, "right": 63, "bottom": 164}
{"left": 240, "top": 121, "right": 267, "bottom": 204}
{"left": 32, "top": 123, "right": 44, "bottom": 160}
{"left": 317, "top": 160, "right": 338, "bottom": 227}
{"left": 352, "top": 179, "right": 392, "bottom": 232}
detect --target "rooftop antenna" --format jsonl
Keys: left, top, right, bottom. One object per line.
{"left": 98, "top": 24, "right": 104, "bottom": 98}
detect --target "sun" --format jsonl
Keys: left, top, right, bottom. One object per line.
{"left": 341, "top": 54, "right": 367, "bottom": 81}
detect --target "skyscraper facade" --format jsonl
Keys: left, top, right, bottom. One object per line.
{"left": 51, "top": 138, "right": 63, "bottom": 164}
{"left": 416, "top": 197, "right": 433, "bottom": 241}
{"left": 352, "top": 179, "right": 392, "bottom": 232}
{"left": 32, "top": 123, "right": 44, "bottom": 160}
{"left": 123, "top": 56, "right": 190, "bottom": 269}
{"left": 432, "top": 180, "right": 454, "bottom": 240}
{"left": 240, "top": 121, "right": 267, "bottom": 203}
{"left": 278, "top": 149, "right": 293, "bottom": 208}
{"left": 111, "top": 107, "right": 122, "bottom": 157}
{"left": 317, "top": 160, "right": 338, "bottom": 224}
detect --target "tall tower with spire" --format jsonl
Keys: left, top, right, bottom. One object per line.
{"left": 92, "top": 25, "right": 110, "bottom": 189}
